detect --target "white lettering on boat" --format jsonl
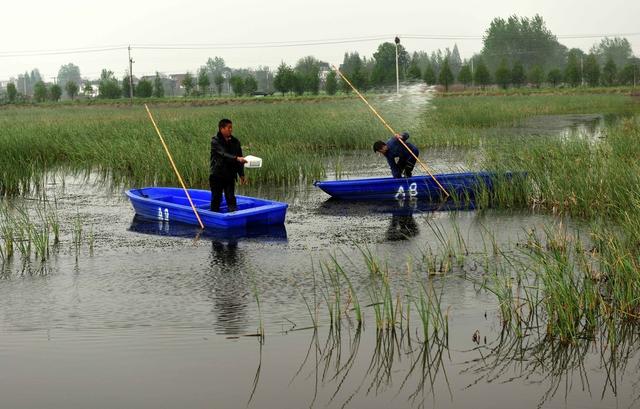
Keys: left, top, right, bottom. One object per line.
{"left": 409, "top": 183, "right": 418, "bottom": 197}
{"left": 163, "top": 208, "right": 169, "bottom": 221}
{"left": 396, "top": 183, "right": 418, "bottom": 199}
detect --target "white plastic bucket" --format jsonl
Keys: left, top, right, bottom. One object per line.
{"left": 244, "top": 155, "right": 263, "bottom": 168}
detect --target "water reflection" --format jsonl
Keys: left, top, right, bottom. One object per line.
{"left": 317, "top": 197, "right": 478, "bottom": 217}
{"left": 127, "top": 215, "right": 288, "bottom": 242}
{"left": 287, "top": 326, "right": 451, "bottom": 408}
{"left": 386, "top": 200, "right": 420, "bottom": 241}
{"left": 461, "top": 322, "right": 640, "bottom": 408}
{"left": 128, "top": 216, "right": 287, "bottom": 335}
{"left": 208, "top": 238, "right": 248, "bottom": 335}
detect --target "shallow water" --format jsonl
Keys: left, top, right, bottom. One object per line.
{"left": 1, "top": 114, "right": 639, "bottom": 408}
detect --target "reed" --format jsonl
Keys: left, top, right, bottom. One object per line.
{"left": 1, "top": 94, "right": 636, "bottom": 196}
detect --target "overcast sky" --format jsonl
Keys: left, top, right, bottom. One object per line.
{"left": 1, "top": 0, "right": 638, "bottom": 80}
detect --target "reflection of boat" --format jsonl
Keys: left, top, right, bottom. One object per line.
{"left": 316, "top": 197, "right": 479, "bottom": 216}
{"left": 125, "top": 187, "right": 287, "bottom": 229}
{"left": 128, "top": 215, "right": 288, "bottom": 242}
{"left": 314, "top": 171, "right": 518, "bottom": 201}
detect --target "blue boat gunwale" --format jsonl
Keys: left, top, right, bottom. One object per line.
{"left": 125, "top": 187, "right": 288, "bottom": 218}
{"left": 312, "top": 171, "right": 495, "bottom": 187}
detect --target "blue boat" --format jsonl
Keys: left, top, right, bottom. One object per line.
{"left": 125, "top": 187, "right": 288, "bottom": 229}
{"left": 314, "top": 171, "right": 512, "bottom": 201}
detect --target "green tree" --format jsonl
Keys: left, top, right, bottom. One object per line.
{"left": 438, "top": 58, "right": 454, "bottom": 91}
{"left": 65, "top": 81, "right": 79, "bottom": 99}
{"left": 325, "top": 71, "right": 337, "bottom": 95}
{"left": 181, "top": 72, "right": 195, "bottom": 96}
{"left": 49, "top": 84, "right": 62, "bottom": 101}
{"left": 511, "top": 61, "right": 525, "bottom": 87}
{"left": 340, "top": 52, "right": 368, "bottom": 91}
{"left": 583, "top": 54, "right": 600, "bottom": 86}
{"left": 449, "top": 44, "right": 463, "bottom": 77}
{"left": 292, "top": 73, "right": 305, "bottom": 96}
{"left": 457, "top": 64, "right": 472, "bottom": 87}
{"left": 274, "top": 62, "right": 295, "bottom": 95}
{"left": 153, "top": 73, "right": 164, "bottom": 98}
{"left": 602, "top": 57, "right": 617, "bottom": 86}
{"left": 547, "top": 69, "right": 563, "bottom": 87}
{"left": 423, "top": 63, "right": 436, "bottom": 85}
{"left": 33, "top": 81, "right": 48, "bottom": 102}
{"left": 205, "top": 56, "right": 227, "bottom": 81}
{"left": 214, "top": 74, "right": 225, "bottom": 96}
{"left": 590, "top": 37, "right": 633, "bottom": 68}
{"left": 56, "top": 63, "right": 81, "bottom": 90}
{"left": 136, "top": 79, "right": 153, "bottom": 97}
{"left": 197, "top": 67, "right": 210, "bottom": 96}
{"left": 618, "top": 60, "right": 640, "bottom": 85}
{"left": 7, "top": 83, "right": 17, "bottom": 103}
{"left": 481, "top": 14, "right": 566, "bottom": 72}
{"left": 295, "top": 56, "right": 322, "bottom": 94}
{"left": 122, "top": 75, "right": 134, "bottom": 98}
{"left": 528, "top": 65, "right": 544, "bottom": 88}
{"left": 83, "top": 82, "right": 94, "bottom": 96}
{"left": 30, "top": 69, "right": 42, "bottom": 84}
{"left": 564, "top": 52, "right": 581, "bottom": 87}
{"left": 229, "top": 76, "right": 245, "bottom": 96}
{"left": 371, "top": 42, "right": 409, "bottom": 86}
{"left": 244, "top": 76, "right": 258, "bottom": 95}
{"left": 407, "top": 55, "right": 422, "bottom": 80}
{"left": 495, "top": 59, "right": 511, "bottom": 89}
{"left": 473, "top": 58, "right": 491, "bottom": 88}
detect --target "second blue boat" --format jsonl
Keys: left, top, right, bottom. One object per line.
{"left": 314, "top": 171, "right": 513, "bottom": 201}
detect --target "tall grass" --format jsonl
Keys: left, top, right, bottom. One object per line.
{"left": 0, "top": 94, "right": 636, "bottom": 195}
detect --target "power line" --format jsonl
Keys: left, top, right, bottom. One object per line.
{"left": 1, "top": 31, "right": 638, "bottom": 58}
{"left": 0, "top": 45, "right": 126, "bottom": 58}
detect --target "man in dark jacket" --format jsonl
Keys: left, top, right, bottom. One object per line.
{"left": 373, "top": 132, "right": 419, "bottom": 178}
{"left": 210, "top": 118, "right": 247, "bottom": 212}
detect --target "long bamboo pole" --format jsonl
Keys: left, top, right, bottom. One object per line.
{"left": 144, "top": 104, "right": 205, "bottom": 229}
{"left": 332, "top": 65, "right": 449, "bottom": 198}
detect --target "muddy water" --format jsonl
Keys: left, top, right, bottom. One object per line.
{"left": 1, "top": 115, "right": 639, "bottom": 409}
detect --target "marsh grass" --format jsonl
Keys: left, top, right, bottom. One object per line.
{"left": 1, "top": 94, "right": 637, "bottom": 196}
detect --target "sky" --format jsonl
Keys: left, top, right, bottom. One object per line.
{"left": 1, "top": 0, "right": 639, "bottom": 80}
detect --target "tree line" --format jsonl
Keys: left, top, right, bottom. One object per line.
{"left": 2, "top": 14, "right": 639, "bottom": 103}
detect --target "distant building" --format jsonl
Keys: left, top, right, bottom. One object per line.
{"left": 168, "top": 74, "right": 190, "bottom": 96}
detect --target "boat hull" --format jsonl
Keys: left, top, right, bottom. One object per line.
{"left": 125, "top": 187, "right": 288, "bottom": 229}
{"left": 313, "top": 172, "right": 507, "bottom": 201}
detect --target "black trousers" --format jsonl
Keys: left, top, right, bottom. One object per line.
{"left": 397, "top": 157, "right": 416, "bottom": 178}
{"left": 209, "top": 175, "right": 237, "bottom": 212}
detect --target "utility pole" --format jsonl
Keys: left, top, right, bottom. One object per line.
{"left": 580, "top": 56, "right": 584, "bottom": 86}
{"left": 471, "top": 58, "right": 475, "bottom": 87}
{"left": 394, "top": 36, "right": 400, "bottom": 95}
{"left": 128, "top": 45, "right": 134, "bottom": 101}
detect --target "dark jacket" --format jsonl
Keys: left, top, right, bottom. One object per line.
{"left": 210, "top": 132, "right": 245, "bottom": 180}
{"left": 384, "top": 132, "right": 419, "bottom": 178}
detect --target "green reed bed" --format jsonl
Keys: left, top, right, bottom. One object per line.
{"left": 0, "top": 196, "right": 92, "bottom": 270}
{"left": 473, "top": 118, "right": 640, "bottom": 343}
{"left": 0, "top": 101, "right": 390, "bottom": 195}
{"left": 300, "top": 245, "right": 450, "bottom": 344}
{"left": 2, "top": 94, "right": 637, "bottom": 195}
